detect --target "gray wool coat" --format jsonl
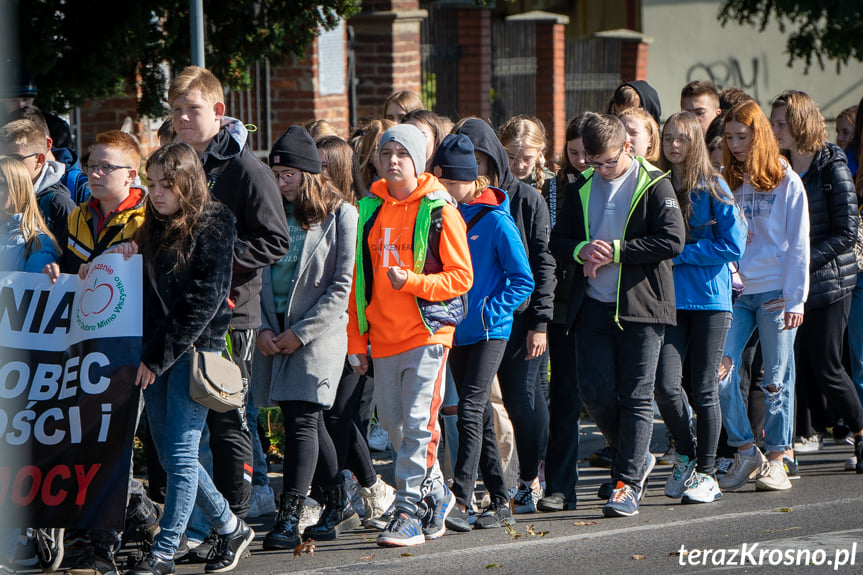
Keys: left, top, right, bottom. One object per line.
{"left": 251, "top": 201, "right": 358, "bottom": 409}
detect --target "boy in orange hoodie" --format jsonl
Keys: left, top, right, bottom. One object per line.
{"left": 348, "top": 124, "right": 473, "bottom": 547}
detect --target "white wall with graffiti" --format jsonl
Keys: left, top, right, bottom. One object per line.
{"left": 642, "top": 0, "right": 863, "bottom": 130}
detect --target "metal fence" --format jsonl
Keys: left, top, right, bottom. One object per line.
{"left": 490, "top": 19, "right": 536, "bottom": 129}
{"left": 565, "top": 36, "right": 621, "bottom": 119}
{"left": 420, "top": 3, "right": 461, "bottom": 121}
{"left": 225, "top": 60, "right": 272, "bottom": 156}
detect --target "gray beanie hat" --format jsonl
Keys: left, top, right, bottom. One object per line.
{"left": 378, "top": 124, "right": 427, "bottom": 177}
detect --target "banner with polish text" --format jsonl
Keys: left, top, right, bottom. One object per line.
{"left": 0, "top": 254, "right": 142, "bottom": 529}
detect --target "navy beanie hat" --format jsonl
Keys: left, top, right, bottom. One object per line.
{"left": 378, "top": 124, "right": 427, "bottom": 177}
{"left": 430, "top": 134, "right": 478, "bottom": 182}
{"left": 269, "top": 126, "right": 321, "bottom": 174}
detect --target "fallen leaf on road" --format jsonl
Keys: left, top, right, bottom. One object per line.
{"left": 632, "top": 554, "right": 646, "bottom": 560}
{"left": 573, "top": 521, "right": 598, "bottom": 526}
{"left": 360, "top": 554, "right": 375, "bottom": 561}
{"left": 526, "top": 524, "right": 548, "bottom": 537}
{"left": 401, "top": 553, "right": 413, "bottom": 557}
{"left": 774, "top": 507, "right": 793, "bottom": 513}
{"left": 669, "top": 550, "right": 688, "bottom": 557}
{"left": 293, "top": 541, "right": 315, "bottom": 557}
{"left": 485, "top": 564, "right": 502, "bottom": 569}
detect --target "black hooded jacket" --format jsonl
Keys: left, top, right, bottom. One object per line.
{"left": 454, "top": 119, "right": 556, "bottom": 333}
{"left": 800, "top": 142, "right": 859, "bottom": 309}
{"left": 202, "top": 123, "right": 291, "bottom": 330}
{"left": 625, "top": 80, "right": 662, "bottom": 125}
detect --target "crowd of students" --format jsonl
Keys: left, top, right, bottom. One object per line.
{"left": 2, "top": 66, "right": 863, "bottom": 574}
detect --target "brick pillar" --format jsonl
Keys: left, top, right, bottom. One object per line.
{"left": 509, "top": 11, "right": 570, "bottom": 166}
{"left": 349, "top": 1, "right": 427, "bottom": 123}
{"left": 270, "top": 25, "right": 350, "bottom": 139}
{"left": 456, "top": 7, "right": 492, "bottom": 120}
{"left": 595, "top": 29, "right": 652, "bottom": 84}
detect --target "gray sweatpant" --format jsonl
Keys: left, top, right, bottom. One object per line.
{"left": 373, "top": 344, "right": 448, "bottom": 516}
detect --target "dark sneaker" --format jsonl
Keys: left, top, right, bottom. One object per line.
{"left": 474, "top": 503, "right": 515, "bottom": 530}
{"left": 185, "top": 530, "right": 219, "bottom": 564}
{"left": 35, "top": 527, "right": 64, "bottom": 572}
{"left": 602, "top": 481, "right": 639, "bottom": 517}
{"left": 126, "top": 553, "right": 175, "bottom": 575}
{"left": 596, "top": 481, "right": 615, "bottom": 500}
{"left": 855, "top": 435, "right": 863, "bottom": 474}
{"left": 12, "top": 531, "right": 37, "bottom": 569}
{"left": 444, "top": 505, "right": 471, "bottom": 533}
{"left": 376, "top": 510, "right": 425, "bottom": 547}
{"left": 589, "top": 445, "right": 614, "bottom": 469}
{"left": 422, "top": 485, "right": 455, "bottom": 540}
{"left": 204, "top": 520, "right": 254, "bottom": 573}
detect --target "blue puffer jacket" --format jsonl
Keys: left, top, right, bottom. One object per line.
{"left": 672, "top": 177, "right": 747, "bottom": 312}
{"left": 454, "top": 187, "right": 534, "bottom": 346}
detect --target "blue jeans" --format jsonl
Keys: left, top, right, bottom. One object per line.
{"left": 847, "top": 272, "right": 863, "bottom": 404}
{"left": 718, "top": 291, "right": 797, "bottom": 454}
{"left": 575, "top": 298, "right": 663, "bottom": 487}
{"left": 145, "top": 353, "right": 233, "bottom": 558}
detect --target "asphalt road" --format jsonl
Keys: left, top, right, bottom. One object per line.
{"left": 165, "top": 421, "right": 863, "bottom": 575}
{"left": 32, "top": 421, "right": 863, "bottom": 575}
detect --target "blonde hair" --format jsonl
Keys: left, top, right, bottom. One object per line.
{"left": 498, "top": 115, "right": 548, "bottom": 188}
{"left": 618, "top": 107, "right": 661, "bottom": 164}
{"left": 0, "top": 119, "right": 48, "bottom": 154}
{"left": 168, "top": 66, "right": 224, "bottom": 108}
{"left": 0, "top": 157, "right": 57, "bottom": 253}
{"left": 771, "top": 90, "right": 827, "bottom": 155}
{"left": 305, "top": 119, "right": 340, "bottom": 142}
{"left": 660, "top": 111, "right": 730, "bottom": 229}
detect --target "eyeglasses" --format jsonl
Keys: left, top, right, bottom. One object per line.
{"left": 85, "top": 162, "right": 132, "bottom": 175}
{"left": 273, "top": 171, "right": 296, "bottom": 184}
{"left": 585, "top": 146, "right": 625, "bottom": 170}
{"left": 9, "top": 152, "right": 39, "bottom": 162}
{"left": 662, "top": 135, "right": 692, "bottom": 145}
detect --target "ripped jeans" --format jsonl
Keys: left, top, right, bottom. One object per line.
{"left": 717, "top": 290, "right": 797, "bottom": 454}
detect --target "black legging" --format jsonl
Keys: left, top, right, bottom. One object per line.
{"left": 279, "top": 400, "right": 341, "bottom": 497}
{"left": 323, "top": 368, "right": 378, "bottom": 488}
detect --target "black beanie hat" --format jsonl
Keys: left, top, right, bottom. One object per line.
{"left": 430, "top": 134, "right": 478, "bottom": 182}
{"left": 269, "top": 126, "right": 321, "bottom": 174}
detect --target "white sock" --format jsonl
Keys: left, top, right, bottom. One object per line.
{"left": 217, "top": 514, "right": 238, "bottom": 535}
{"left": 741, "top": 446, "right": 756, "bottom": 456}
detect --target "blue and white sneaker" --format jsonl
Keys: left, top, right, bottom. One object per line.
{"left": 664, "top": 453, "right": 696, "bottom": 498}
{"left": 602, "top": 482, "right": 640, "bottom": 517}
{"left": 376, "top": 510, "right": 425, "bottom": 547}
{"left": 681, "top": 472, "right": 722, "bottom": 504}
{"left": 422, "top": 485, "right": 455, "bottom": 539}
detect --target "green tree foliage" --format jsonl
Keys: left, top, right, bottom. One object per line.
{"left": 719, "top": 0, "right": 863, "bottom": 72}
{"left": 15, "top": 0, "right": 359, "bottom": 117}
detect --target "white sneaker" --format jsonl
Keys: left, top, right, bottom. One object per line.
{"left": 681, "top": 472, "right": 722, "bottom": 504}
{"left": 845, "top": 455, "right": 858, "bottom": 471}
{"left": 247, "top": 484, "right": 276, "bottom": 518}
{"left": 793, "top": 434, "right": 822, "bottom": 453}
{"left": 367, "top": 421, "right": 392, "bottom": 452}
{"left": 755, "top": 459, "right": 792, "bottom": 491}
{"left": 299, "top": 497, "right": 322, "bottom": 531}
{"left": 718, "top": 448, "right": 767, "bottom": 490}
{"left": 360, "top": 476, "right": 397, "bottom": 529}
{"left": 664, "top": 453, "right": 696, "bottom": 499}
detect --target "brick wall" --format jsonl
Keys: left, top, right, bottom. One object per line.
{"left": 456, "top": 8, "right": 492, "bottom": 120}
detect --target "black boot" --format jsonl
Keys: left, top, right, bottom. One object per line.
{"left": 263, "top": 492, "right": 304, "bottom": 550}
{"left": 302, "top": 482, "right": 360, "bottom": 541}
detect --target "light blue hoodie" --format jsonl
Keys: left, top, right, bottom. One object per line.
{"left": 0, "top": 213, "right": 59, "bottom": 273}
